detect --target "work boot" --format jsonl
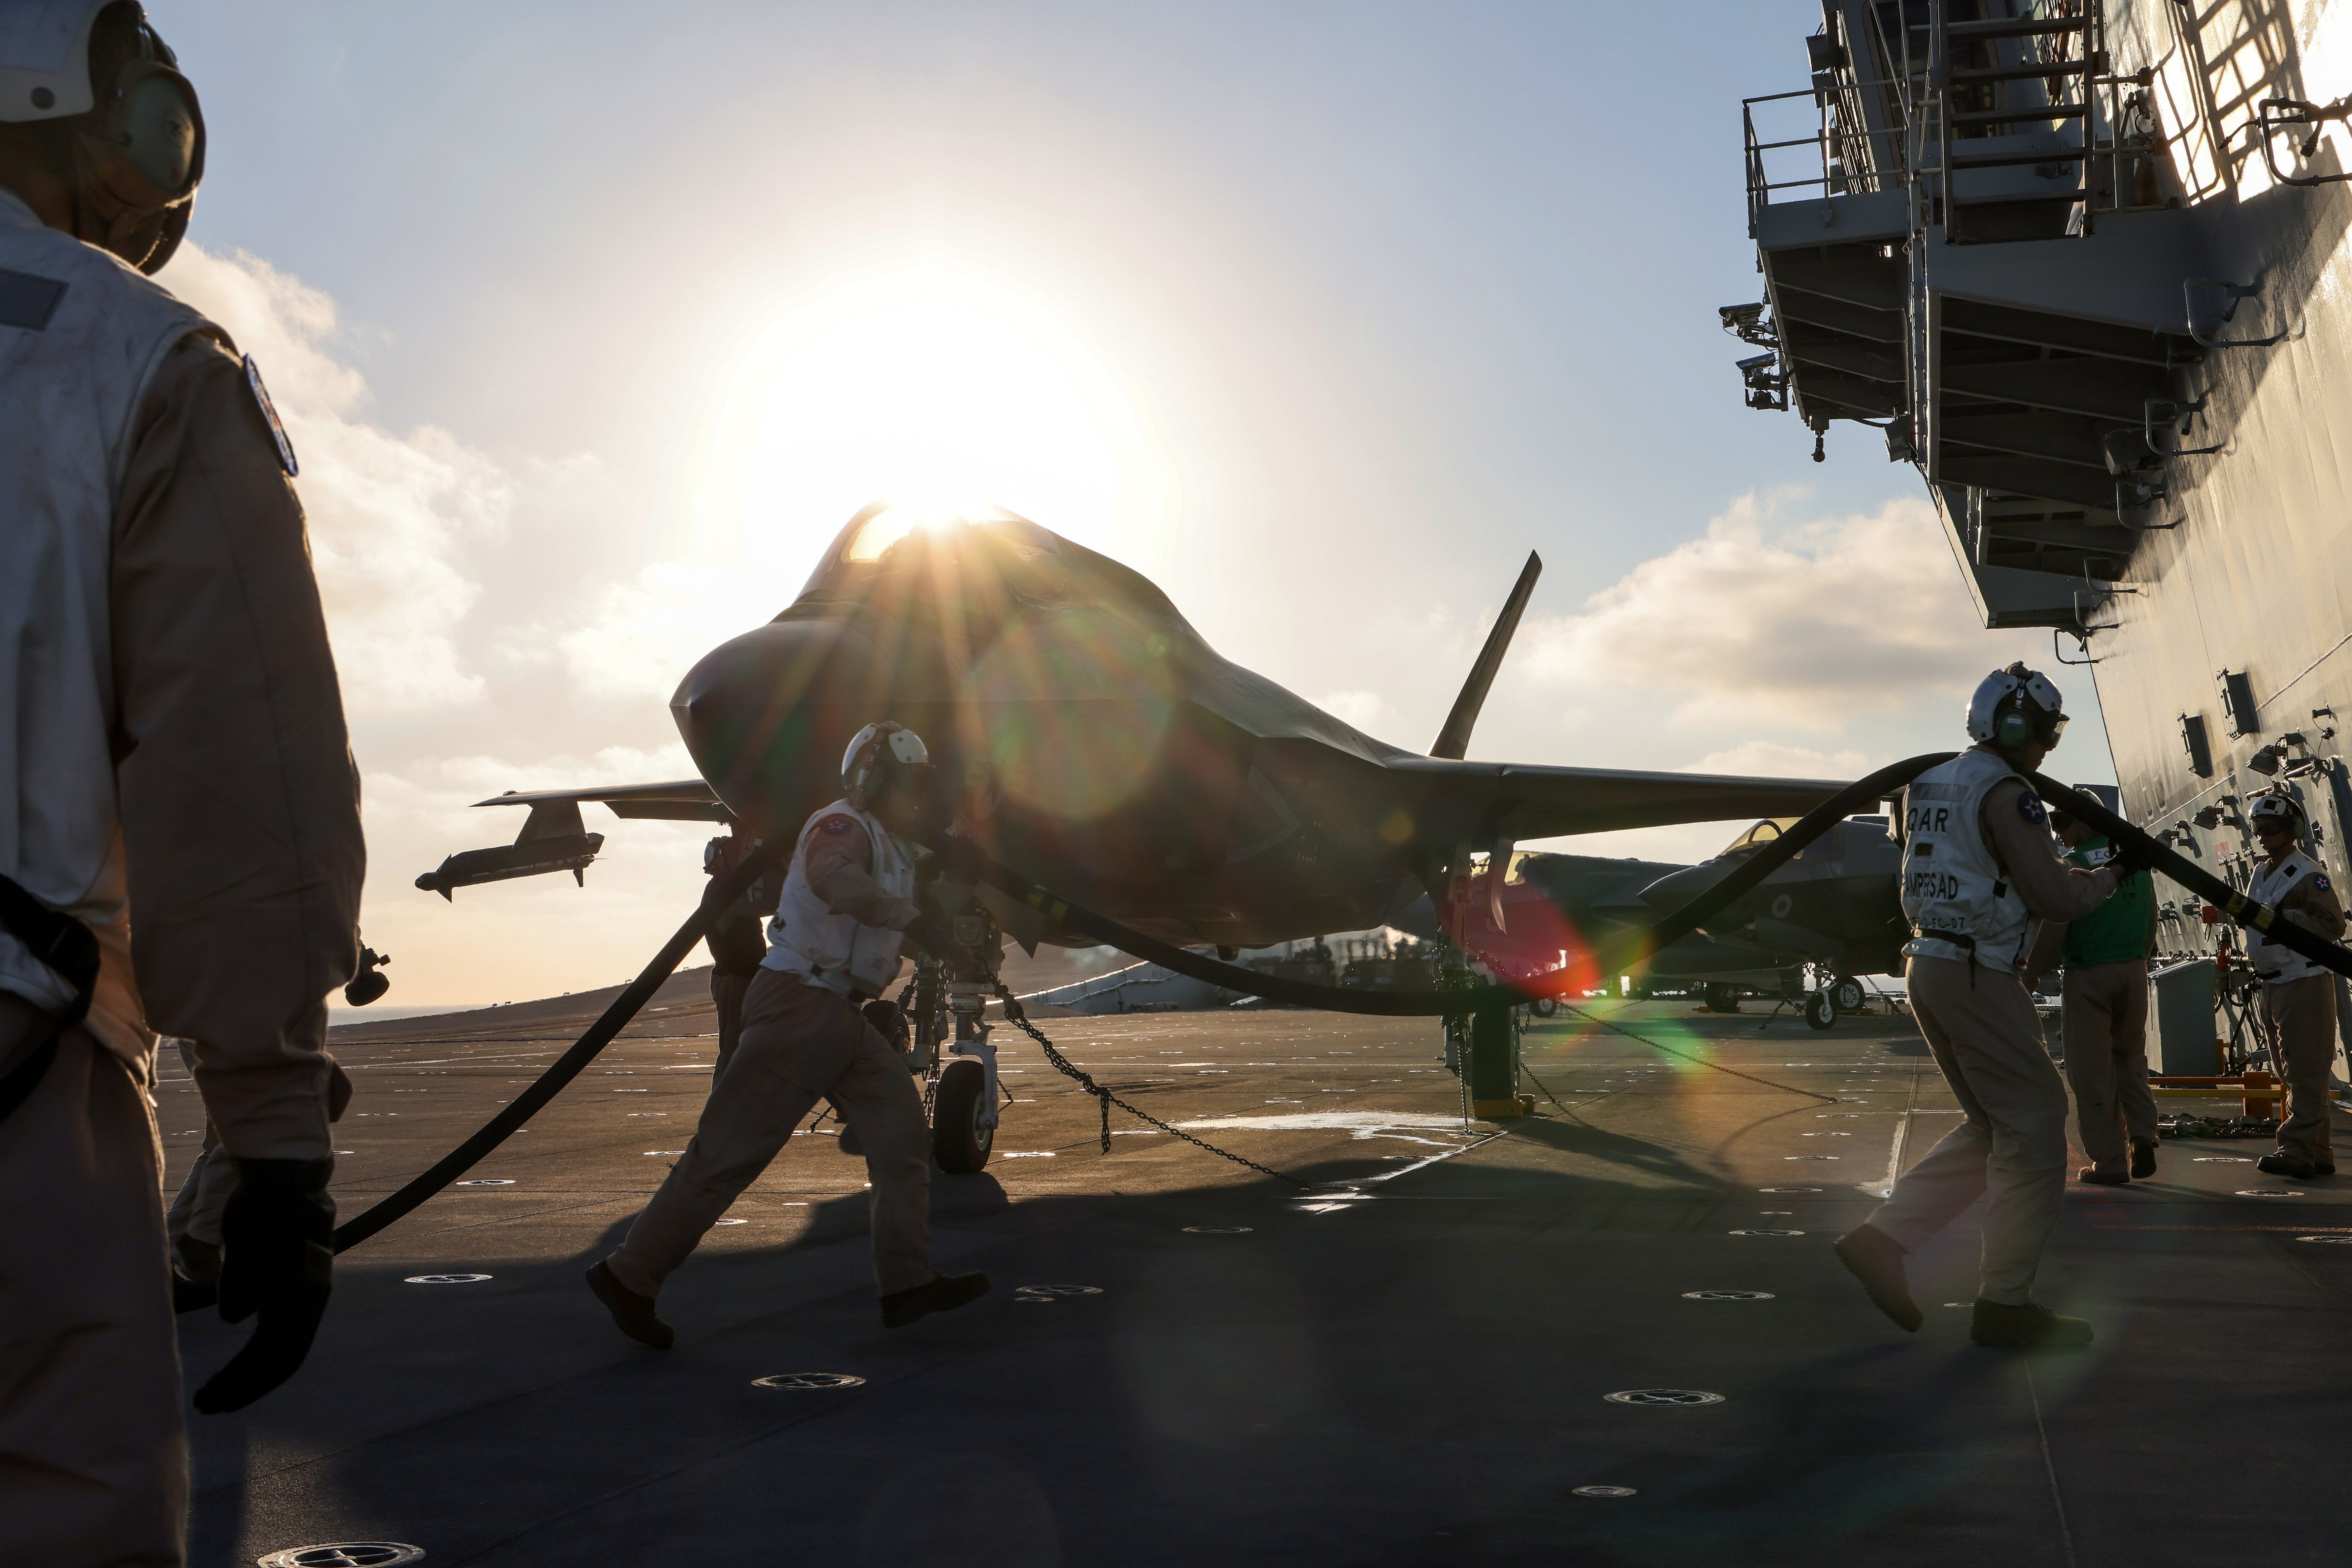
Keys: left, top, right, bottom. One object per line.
{"left": 881, "top": 1270, "right": 991, "bottom": 1329}
{"left": 1970, "top": 1299, "right": 2094, "bottom": 1349}
{"left": 2131, "top": 1139, "right": 2158, "bottom": 1180}
{"left": 1833, "top": 1224, "right": 1921, "bottom": 1332}
{"left": 2077, "top": 1166, "right": 2129, "bottom": 1186}
{"left": 2258, "top": 1150, "right": 2319, "bottom": 1180}
{"left": 587, "top": 1260, "right": 674, "bottom": 1349}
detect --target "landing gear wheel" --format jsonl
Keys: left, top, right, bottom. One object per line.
{"left": 1531, "top": 997, "right": 1558, "bottom": 1019}
{"left": 931, "top": 1059, "right": 994, "bottom": 1174}
{"left": 1703, "top": 982, "right": 1741, "bottom": 1014}
{"left": 1805, "top": 991, "right": 1836, "bottom": 1030}
{"left": 1831, "top": 977, "right": 1866, "bottom": 1014}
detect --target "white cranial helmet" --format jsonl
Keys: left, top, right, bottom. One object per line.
{"left": 1966, "top": 663, "right": 2068, "bottom": 750}
{"left": 841, "top": 721, "right": 933, "bottom": 809}
{"left": 2249, "top": 791, "right": 2305, "bottom": 834}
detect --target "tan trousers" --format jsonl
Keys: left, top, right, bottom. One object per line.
{"left": 609, "top": 969, "right": 935, "bottom": 1299}
{"left": 1868, "top": 957, "right": 2069, "bottom": 1306}
{"left": 0, "top": 1024, "right": 186, "bottom": 1568}
{"left": 164, "top": 1126, "right": 233, "bottom": 1252}
{"left": 2261, "top": 974, "right": 2338, "bottom": 1166}
{"left": 710, "top": 969, "right": 754, "bottom": 1086}
{"left": 2062, "top": 960, "right": 2156, "bottom": 1175}
{"left": 163, "top": 1041, "right": 233, "bottom": 1265}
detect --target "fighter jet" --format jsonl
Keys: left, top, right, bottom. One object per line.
{"left": 418, "top": 501, "right": 1850, "bottom": 959}
{"left": 1632, "top": 814, "right": 1905, "bottom": 1013}
{"left": 1397, "top": 814, "right": 1905, "bottom": 1021}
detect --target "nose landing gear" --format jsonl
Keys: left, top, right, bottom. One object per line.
{"left": 908, "top": 901, "right": 1007, "bottom": 1174}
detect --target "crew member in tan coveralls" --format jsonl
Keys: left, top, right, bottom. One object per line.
{"left": 2242, "top": 791, "right": 2347, "bottom": 1181}
{"left": 0, "top": 9, "right": 366, "bottom": 1564}
{"left": 1834, "top": 665, "right": 2132, "bottom": 1349}
{"left": 588, "top": 722, "right": 989, "bottom": 1347}
{"left": 2031, "top": 808, "right": 2160, "bottom": 1185}
{"left": 701, "top": 826, "right": 778, "bottom": 1084}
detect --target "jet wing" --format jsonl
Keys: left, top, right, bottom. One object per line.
{"left": 468, "top": 780, "right": 730, "bottom": 823}
{"left": 1383, "top": 758, "right": 1850, "bottom": 840}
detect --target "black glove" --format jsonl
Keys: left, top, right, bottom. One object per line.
{"left": 2104, "top": 838, "right": 2156, "bottom": 879}
{"left": 192, "top": 1156, "right": 335, "bottom": 1415}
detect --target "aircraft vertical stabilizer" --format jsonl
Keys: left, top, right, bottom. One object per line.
{"left": 1429, "top": 550, "right": 1541, "bottom": 760}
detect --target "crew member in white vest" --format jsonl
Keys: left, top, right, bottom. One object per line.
{"left": 0, "top": 8, "right": 367, "bottom": 1564}
{"left": 590, "top": 722, "right": 990, "bottom": 1345}
{"left": 1833, "top": 664, "right": 2129, "bottom": 1349}
{"left": 2242, "top": 791, "right": 2346, "bottom": 1180}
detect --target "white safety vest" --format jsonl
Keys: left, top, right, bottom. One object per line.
{"left": 0, "top": 190, "right": 216, "bottom": 1064}
{"left": 2247, "top": 849, "right": 2329, "bottom": 985}
{"left": 1899, "top": 748, "right": 2036, "bottom": 974}
{"left": 762, "top": 799, "right": 917, "bottom": 998}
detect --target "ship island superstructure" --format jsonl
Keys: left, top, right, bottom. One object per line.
{"left": 1735, "top": 0, "right": 2352, "bottom": 1065}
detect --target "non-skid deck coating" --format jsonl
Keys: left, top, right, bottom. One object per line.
{"left": 168, "top": 982, "right": 2352, "bottom": 1566}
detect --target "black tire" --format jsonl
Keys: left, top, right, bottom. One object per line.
{"left": 1531, "top": 997, "right": 1558, "bottom": 1019}
{"left": 1805, "top": 991, "right": 1836, "bottom": 1030}
{"left": 931, "top": 1058, "right": 994, "bottom": 1174}
{"left": 1832, "top": 977, "right": 1866, "bottom": 1014}
{"left": 1703, "top": 982, "right": 1741, "bottom": 1014}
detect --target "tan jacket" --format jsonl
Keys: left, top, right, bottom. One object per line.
{"left": 1, "top": 310, "right": 364, "bottom": 1160}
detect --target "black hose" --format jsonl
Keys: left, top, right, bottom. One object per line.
{"left": 2025, "top": 771, "right": 2352, "bottom": 980}
{"left": 946, "top": 753, "right": 1963, "bottom": 1016}
{"left": 329, "top": 835, "right": 792, "bottom": 1254}
{"left": 337, "top": 750, "right": 2342, "bottom": 1251}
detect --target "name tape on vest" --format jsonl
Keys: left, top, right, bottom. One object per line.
{"left": 0, "top": 268, "right": 66, "bottom": 331}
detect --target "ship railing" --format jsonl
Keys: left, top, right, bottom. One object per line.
{"left": 1742, "top": 78, "right": 1919, "bottom": 235}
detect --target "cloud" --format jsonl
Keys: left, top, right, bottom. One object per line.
{"left": 156, "top": 244, "right": 508, "bottom": 713}
{"left": 1518, "top": 493, "right": 1996, "bottom": 731}
{"left": 1688, "top": 740, "right": 1877, "bottom": 778}
{"left": 1313, "top": 689, "right": 1389, "bottom": 732}
{"left": 554, "top": 561, "right": 782, "bottom": 703}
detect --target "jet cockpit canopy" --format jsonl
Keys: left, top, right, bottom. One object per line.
{"left": 793, "top": 500, "right": 1189, "bottom": 632}
{"left": 1718, "top": 817, "right": 1802, "bottom": 857}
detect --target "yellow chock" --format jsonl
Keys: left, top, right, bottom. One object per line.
{"left": 1473, "top": 1097, "right": 1530, "bottom": 1120}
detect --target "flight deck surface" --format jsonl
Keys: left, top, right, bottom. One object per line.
{"left": 172, "top": 984, "right": 2352, "bottom": 1566}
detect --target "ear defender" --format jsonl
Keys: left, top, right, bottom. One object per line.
{"left": 1996, "top": 707, "right": 2034, "bottom": 749}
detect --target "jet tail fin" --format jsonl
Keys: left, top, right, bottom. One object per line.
{"left": 1429, "top": 550, "right": 1541, "bottom": 760}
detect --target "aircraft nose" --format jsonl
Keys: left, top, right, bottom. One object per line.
{"left": 670, "top": 619, "right": 929, "bottom": 835}
{"left": 1637, "top": 861, "right": 1734, "bottom": 914}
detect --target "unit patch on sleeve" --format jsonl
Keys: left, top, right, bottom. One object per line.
{"left": 817, "top": 814, "right": 859, "bottom": 836}
{"left": 2316, "top": 875, "right": 2334, "bottom": 893}
{"left": 243, "top": 353, "right": 299, "bottom": 477}
{"left": 2018, "top": 792, "right": 2047, "bottom": 825}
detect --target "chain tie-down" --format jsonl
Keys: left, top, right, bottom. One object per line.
{"left": 993, "top": 985, "right": 1315, "bottom": 1188}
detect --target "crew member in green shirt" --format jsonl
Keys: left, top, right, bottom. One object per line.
{"left": 2032, "top": 807, "right": 2160, "bottom": 1184}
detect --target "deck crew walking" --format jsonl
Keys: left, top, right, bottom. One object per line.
{"left": 2242, "top": 791, "right": 2346, "bottom": 1180}
{"left": 1833, "top": 665, "right": 2130, "bottom": 1348}
{"left": 588, "top": 722, "right": 989, "bottom": 1346}
{"left": 2036, "top": 806, "right": 2160, "bottom": 1186}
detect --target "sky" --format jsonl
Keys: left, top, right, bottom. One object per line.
{"left": 147, "top": 1, "right": 2116, "bottom": 1006}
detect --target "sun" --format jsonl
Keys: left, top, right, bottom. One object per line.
{"left": 697, "top": 262, "right": 1148, "bottom": 588}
